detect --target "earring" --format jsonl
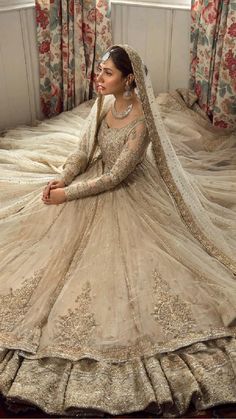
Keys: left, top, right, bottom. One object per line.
{"left": 123, "top": 83, "right": 132, "bottom": 100}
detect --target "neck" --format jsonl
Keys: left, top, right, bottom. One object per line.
{"left": 113, "top": 93, "right": 134, "bottom": 110}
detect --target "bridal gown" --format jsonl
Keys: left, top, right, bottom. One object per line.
{"left": 0, "top": 90, "right": 236, "bottom": 417}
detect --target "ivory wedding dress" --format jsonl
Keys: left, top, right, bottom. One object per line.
{"left": 0, "top": 45, "right": 235, "bottom": 417}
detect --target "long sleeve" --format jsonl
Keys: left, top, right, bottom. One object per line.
{"left": 64, "top": 121, "right": 148, "bottom": 201}
{"left": 59, "top": 95, "right": 105, "bottom": 185}
{"left": 60, "top": 134, "right": 88, "bottom": 186}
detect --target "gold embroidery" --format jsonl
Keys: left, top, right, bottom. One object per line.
{"left": 4, "top": 338, "right": 236, "bottom": 417}
{"left": 53, "top": 282, "right": 96, "bottom": 347}
{"left": 151, "top": 269, "right": 196, "bottom": 338}
{"left": 123, "top": 45, "right": 236, "bottom": 275}
{"left": 32, "top": 326, "right": 236, "bottom": 363}
{"left": 0, "top": 270, "right": 44, "bottom": 333}
{"left": 61, "top": 149, "right": 88, "bottom": 185}
{"left": 64, "top": 118, "right": 148, "bottom": 201}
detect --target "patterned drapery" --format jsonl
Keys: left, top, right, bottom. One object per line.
{"left": 36, "top": 0, "right": 112, "bottom": 117}
{"left": 190, "top": 0, "right": 236, "bottom": 129}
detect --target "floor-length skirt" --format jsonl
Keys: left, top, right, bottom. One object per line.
{"left": 0, "top": 91, "right": 236, "bottom": 417}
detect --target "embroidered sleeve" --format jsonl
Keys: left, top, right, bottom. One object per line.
{"left": 64, "top": 121, "right": 148, "bottom": 201}
{"left": 60, "top": 133, "right": 88, "bottom": 186}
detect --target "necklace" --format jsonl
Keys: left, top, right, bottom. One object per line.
{"left": 111, "top": 101, "right": 133, "bottom": 119}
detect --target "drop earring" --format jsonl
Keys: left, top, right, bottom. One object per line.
{"left": 123, "top": 83, "right": 132, "bottom": 100}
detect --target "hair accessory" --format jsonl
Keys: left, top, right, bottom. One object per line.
{"left": 101, "top": 51, "right": 111, "bottom": 62}
{"left": 100, "top": 48, "right": 116, "bottom": 63}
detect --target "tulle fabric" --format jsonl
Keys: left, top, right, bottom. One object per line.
{"left": 121, "top": 45, "right": 236, "bottom": 273}
{"left": 0, "top": 87, "right": 236, "bottom": 416}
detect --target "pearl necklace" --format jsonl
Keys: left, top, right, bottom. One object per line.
{"left": 111, "top": 101, "right": 133, "bottom": 119}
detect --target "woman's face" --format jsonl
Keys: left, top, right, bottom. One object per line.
{"left": 96, "top": 58, "right": 126, "bottom": 96}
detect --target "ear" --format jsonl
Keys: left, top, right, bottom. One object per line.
{"left": 126, "top": 74, "right": 135, "bottom": 85}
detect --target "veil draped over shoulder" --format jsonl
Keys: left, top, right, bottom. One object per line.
{"left": 0, "top": 44, "right": 236, "bottom": 417}
{"left": 87, "top": 45, "right": 236, "bottom": 274}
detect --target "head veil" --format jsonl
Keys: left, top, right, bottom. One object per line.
{"left": 90, "top": 44, "right": 236, "bottom": 274}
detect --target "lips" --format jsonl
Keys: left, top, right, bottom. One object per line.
{"left": 97, "top": 84, "right": 105, "bottom": 91}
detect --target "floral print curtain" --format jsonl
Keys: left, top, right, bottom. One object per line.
{"left": 36, "top": 0, "right": 112, "bottom": 117}
{"left": 190, "top": 0, "right": 236, "bottom": 129}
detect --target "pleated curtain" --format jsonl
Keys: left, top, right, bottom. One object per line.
{"left": 190, "top": 0, "right": 236, "bottom": 129}
{"left": 36, "top": 0, "right": 112, "bottom": 117}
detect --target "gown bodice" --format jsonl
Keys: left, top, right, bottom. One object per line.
{"left": 62, "top": 115, "right": 148, "bottom": 201}
{"left": 97, "top": 117, "right": 146, "bottom": 170}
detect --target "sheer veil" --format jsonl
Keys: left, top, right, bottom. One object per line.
{"left": 0, "top": 44, "right": 236, "bottom": 416}
{"left": 93, "top": 44, "right": 236, "bottom": 275}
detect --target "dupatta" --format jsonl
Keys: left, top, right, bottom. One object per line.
{"left": 85, "top": 45, "right": 236, "bottom": 274}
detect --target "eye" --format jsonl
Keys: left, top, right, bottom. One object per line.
{"left": 97, "top": 66, "right": 112, "bottom": 76}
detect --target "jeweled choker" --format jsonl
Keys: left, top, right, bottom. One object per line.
{"left": 111, "top": 101, "right": 133, "bottom": 119}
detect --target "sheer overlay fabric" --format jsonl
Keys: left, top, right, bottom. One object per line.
{"left": 0, "top": 46, "right": 236, "bottom": 417}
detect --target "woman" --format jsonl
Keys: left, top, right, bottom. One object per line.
{"left": 0, "top": 45, "right": 236, "bottom": 417}
{"left": 42, "top": 47, "right": 146, "bottom": 205}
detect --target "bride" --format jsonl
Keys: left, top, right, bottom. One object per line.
{"left": 0, "top": 44, "right": 236, "bottom": 417}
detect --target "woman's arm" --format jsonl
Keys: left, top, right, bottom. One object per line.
{"left": 60, "top": 134, "right": 88, "bottom": 186}
{"left": 64, "top": 121, "right": 148, "bottom": 201}
{"left": 42, "top": 133, "right": 88, "bottom": 203}
{"left": 60, "top": 95, "right": 110, "bottom": 186}
{"left": 54, "top": 97, "right": 101, "bottom": 187}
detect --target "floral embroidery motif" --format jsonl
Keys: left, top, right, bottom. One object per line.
{"left": 54, "top": 282, "right": 96, "bottom": 347}
{"left": 151, "top": 269, "right": 196, "bottom": 338}
{"left": 0, "top": 270, "right": 44, "bottom": 332}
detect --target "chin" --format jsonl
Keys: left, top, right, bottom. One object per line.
{"left": 96, "top": 87, "right": 108, "bottom": 95}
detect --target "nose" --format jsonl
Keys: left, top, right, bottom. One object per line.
{"left": 97, "top": 70, "right": 104, "bottom": 82}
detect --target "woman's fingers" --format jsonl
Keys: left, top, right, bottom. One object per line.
{"left": 43, "top": 180, "right": 57, "bottom": 198}
{"left": 50, "top": 183, "right": 58, "bottom": 190}
{"left": 42, "top": 195, "right": 51, "bottom": 205}
{"left": 42, "top": 185, "right": 66, "bottom": 205}
{"left": 43, "top": 184, "right": 51, "bottom": 198}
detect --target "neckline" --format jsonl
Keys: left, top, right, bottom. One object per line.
{"left": 103, "top": 115, "right": 145, "bottom": 130}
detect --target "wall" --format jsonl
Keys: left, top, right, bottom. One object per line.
{"left": 0, "top": 4, "right": 41, "bottom": 130}
{"left": 0, "top": 2, "right": 190, "bottom": 130}
{"left": 111, "top": 3, "right": 190, "bottom": 93}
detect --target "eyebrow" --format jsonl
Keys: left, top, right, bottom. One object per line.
{"left": 98, "top": 64, "right": 113, "bottom": 71}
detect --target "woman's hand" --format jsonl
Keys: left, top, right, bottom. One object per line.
{"left": 43, "top": 179, "right": 65, "bottom": 200}
{"left": 42, "top": 188, "right": 66, "bottom": 205}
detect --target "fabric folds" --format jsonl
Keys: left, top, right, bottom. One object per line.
{"left": 1, "top": 338, "right": 236, "bottom": 417}
{"left": 0, "top": 88, "right": 236, "bottom": 416}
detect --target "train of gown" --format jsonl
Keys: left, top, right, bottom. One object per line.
{"left": 0, "top": 90, "right": 235, "bottom": 417}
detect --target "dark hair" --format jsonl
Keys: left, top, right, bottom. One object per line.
{"left": 106, "top": 46, "right": 136, "bottom": 89}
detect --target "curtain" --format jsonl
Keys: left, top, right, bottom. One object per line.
{"left": 36, "top": 0, "right": 112, "bottom": 118}
{"left": 190, "top": 0, "right": 236, "bottom": 129}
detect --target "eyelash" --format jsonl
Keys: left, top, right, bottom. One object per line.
{"left": 98, "top": 68, "right": 112, "bottom": 76}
